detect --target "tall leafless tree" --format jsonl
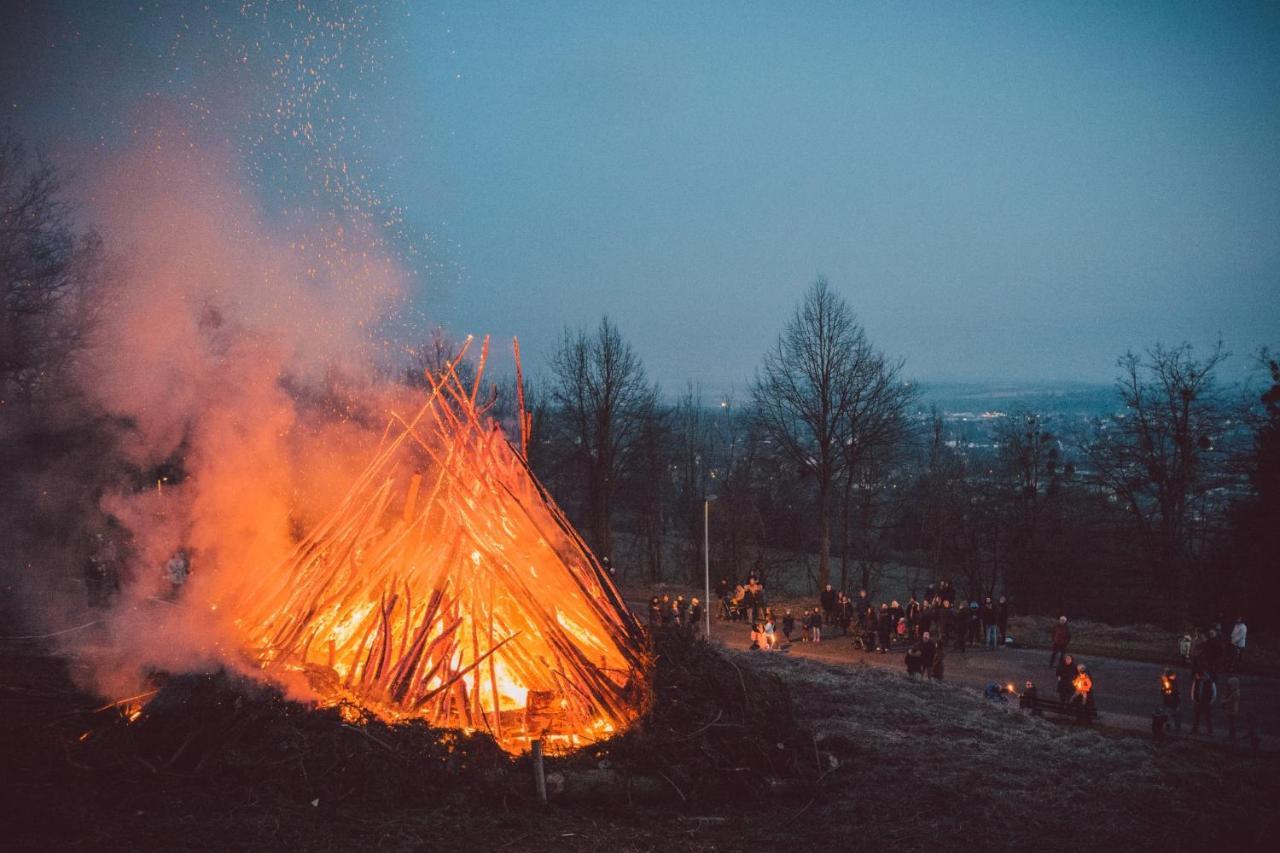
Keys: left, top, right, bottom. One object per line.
{"left": 0, "top": 132, "right": 104, "bottom": 408}
{"left": 1086, "top": 342, "right": 1229, "bottom": 609}
{"left": 753, "top": 278, "right": 902, "bottom": 588}
{"left": 548, "top": 316, "right": 659, "bottom": 560}
{"left": 837, "top": 352, "right": 914, "bottom": 591}
{"left": 994, "top": 409, "right": 1065, "bottom": 598}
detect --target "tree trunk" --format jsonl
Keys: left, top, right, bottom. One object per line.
{"left": 818, "top": 471, "right": 832, "bottom": 589}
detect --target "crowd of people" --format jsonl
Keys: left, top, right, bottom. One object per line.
{"left": 1158, "top": 615, "right": 1256, "bottom": 747}
{"left": 654, "top": 575, "right": 1258, "bottom": 745}
{"left": 647, "top": 593, "right": 704, "bottom": 631}
{"left": 707, "top": 576, "right": 1016, "bottom": 669}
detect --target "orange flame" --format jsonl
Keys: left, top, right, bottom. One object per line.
{"left": 220, "top": 338, "right": 649, "bottom": 753}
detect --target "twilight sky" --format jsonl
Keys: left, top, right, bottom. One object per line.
{"left": 3, "top": 1, "right": 1277, "bottom": 391}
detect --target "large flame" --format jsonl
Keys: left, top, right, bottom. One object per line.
{"left": 223, "top": 337, "right": 649, "bottom": 753}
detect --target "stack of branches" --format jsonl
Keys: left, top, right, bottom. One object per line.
{"left": 228, "top": 335, "right": 649, "bottom": 752}
{"left": 572, "top": 629, "right": 820, "bottom": 802}
{"left": 76, "top": 670, "right": 509, "bottom": 809}
{"left": 72, "top": 631, "right": 818, "bottom": 812}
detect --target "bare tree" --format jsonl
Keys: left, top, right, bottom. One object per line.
{"left": 1085, "top": 342, "right": 1230, "bottom": 609}
{"left": 994, "top": 409, "right": 1066, "bottom": 598}
{"left": 753, "top": 278, "right": 899, "bottom": 588}
{"left": 404, "top": 326, "right": 477, "bottom": 393}
{"left": 548, "top": 316, "right": 659, "bottom": 560}
{"left": 0, "top": 132, "right": 104, "bottom": 406}
{"left": 837, "top": 353, "right": 914, "bottom": 591}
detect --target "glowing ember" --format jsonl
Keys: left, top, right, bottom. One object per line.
{"left": 224, "top": 337, "right": 649, "bottom": 753}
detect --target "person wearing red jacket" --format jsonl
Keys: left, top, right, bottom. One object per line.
{"left": 1049, "top": 615, "right": 1072, "bottom": 669}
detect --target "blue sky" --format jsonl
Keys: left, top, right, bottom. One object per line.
{"left": 3, "top": 1, "right": 1277, "bottom": 390}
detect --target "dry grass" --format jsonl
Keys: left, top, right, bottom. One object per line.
{"left": 739, "top": 649, "right": 1278, "bottom": 852}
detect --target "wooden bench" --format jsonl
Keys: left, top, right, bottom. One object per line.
{"left": 1022, "top": 694, "right": 1098, "bottom": 723}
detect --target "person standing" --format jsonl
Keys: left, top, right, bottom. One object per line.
{"left": 906, "top": 594, "right": 921, "bottom": 639}
{"left": 1190, "top": 671, "right": 1217, "bottom": 736}
{"left": 920, "top": 631, "right": 937, "bottom": 678}
{"left": 1222, "top": 676, "right": 1241, "bottom": 742}
{"left": 1204, "top": 629, "right": 1225, "bottom": 679}
{"left": 762, "top": 617, "right": 777, "bottom": 650}
{"left": 980, "top": 597, "right": 997, "bottom": 649}
{"left": 997, "top": 596, "right": 1010, "bottom": 647}
{"left": 717, "top": 577, "right": 732, "bottom": 620}
{"left": 810, "top": 608, "right": 823, "bottom": 644}
{"left": 1049, "top": 616, "right": 1071, "bottom": 669}
{"left": 1161, "top": 670, "right": 1183, "bottom": 736}
{"left": 1055, "top": 654, "right": 1077, "bottom": 702}
{"left": 877, "top": 603, "right": 892, "bottom": 653}
{"left": 1230, "top": 617, "right": 1247, "bottom": 671}
{"left": 938, "top": 599, "right": 954, "bottom": 646}
{"left": 782, "top": 609, "right": 795, "bottom": 642}
{"left": 820, "top": 584, "right": 837, "bottom": 626}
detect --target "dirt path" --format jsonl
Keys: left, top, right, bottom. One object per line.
{"left": 693, "top": 617, "right": 1280, "bottom": 745}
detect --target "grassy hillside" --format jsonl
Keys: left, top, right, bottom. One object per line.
{"left": 6, "top": 628, "right": 1276, "bottom": 852}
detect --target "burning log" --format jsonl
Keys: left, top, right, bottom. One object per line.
{"left": 217, "top": 338, "right": 649, "bottom": 754}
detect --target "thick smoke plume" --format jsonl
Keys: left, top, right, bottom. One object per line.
{"left": 63, "top": 130, "right": 413, "bottom": 703}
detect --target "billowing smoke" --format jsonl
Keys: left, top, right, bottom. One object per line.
{"left": 64, "top": 129, "right": 414, "bottom": 703}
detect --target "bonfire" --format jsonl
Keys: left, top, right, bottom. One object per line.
{"left": 226, "top": 337, "right": 649, "bottom": 753}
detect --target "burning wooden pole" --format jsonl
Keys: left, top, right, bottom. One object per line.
{"left": 219, "top": 340, "right": 649, "bottom": 754}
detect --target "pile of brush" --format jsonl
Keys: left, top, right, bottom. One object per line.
{"left": 75, "top": 629, "right": 819, "bottom": 808}
{"left": 77, "top": 671, "right": 508, "bottom": 809}
{"left": 568, "top": 628, "right": 822, "bottom": 803}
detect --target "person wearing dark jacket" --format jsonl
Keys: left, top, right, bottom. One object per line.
{"left": 919, "top": 632, "right": 937, "bottom": 676}
{"left": 930, "top": 640, "right": 946, "bottom": 680}
{"left": 1161, "top": 670, "right": 1182, "bottom": 735}
{"left": 1055, "top": 654, "right": 1077, "bottom": 702}
{"left": 1190, "top": 671, "right": 1217, "bottom": 735}
{"left": 1204, "top": 630, "right": 1225, "bottom": 679}
{"left": 979, "top": 597, "right": 997, "bottom": 649}
{"left": 997, "top": 596, "right": 1010, "bottom": 646}
{"left": 905, "top": 642, "right": 925, "bottom": 676}
{"left": 938, "top": 600, "right": 954, "bottom": 645}
{"left": 820, "top": 584, "right": 837, "bottom": 626}
{"left": 877, "top": 604, "right": 892, "bottom": 652}
{"left": 906, "top": 595, "right": 921, "bottom": 638}
{"left": 1049, "top": 616, "right": 1071, "bottom": 668}
{"left": 782, "top": 609, "right": 795, "bottom": 642}
{"left": 1020, "top": 680, "right": 1040, "bottom": 715}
